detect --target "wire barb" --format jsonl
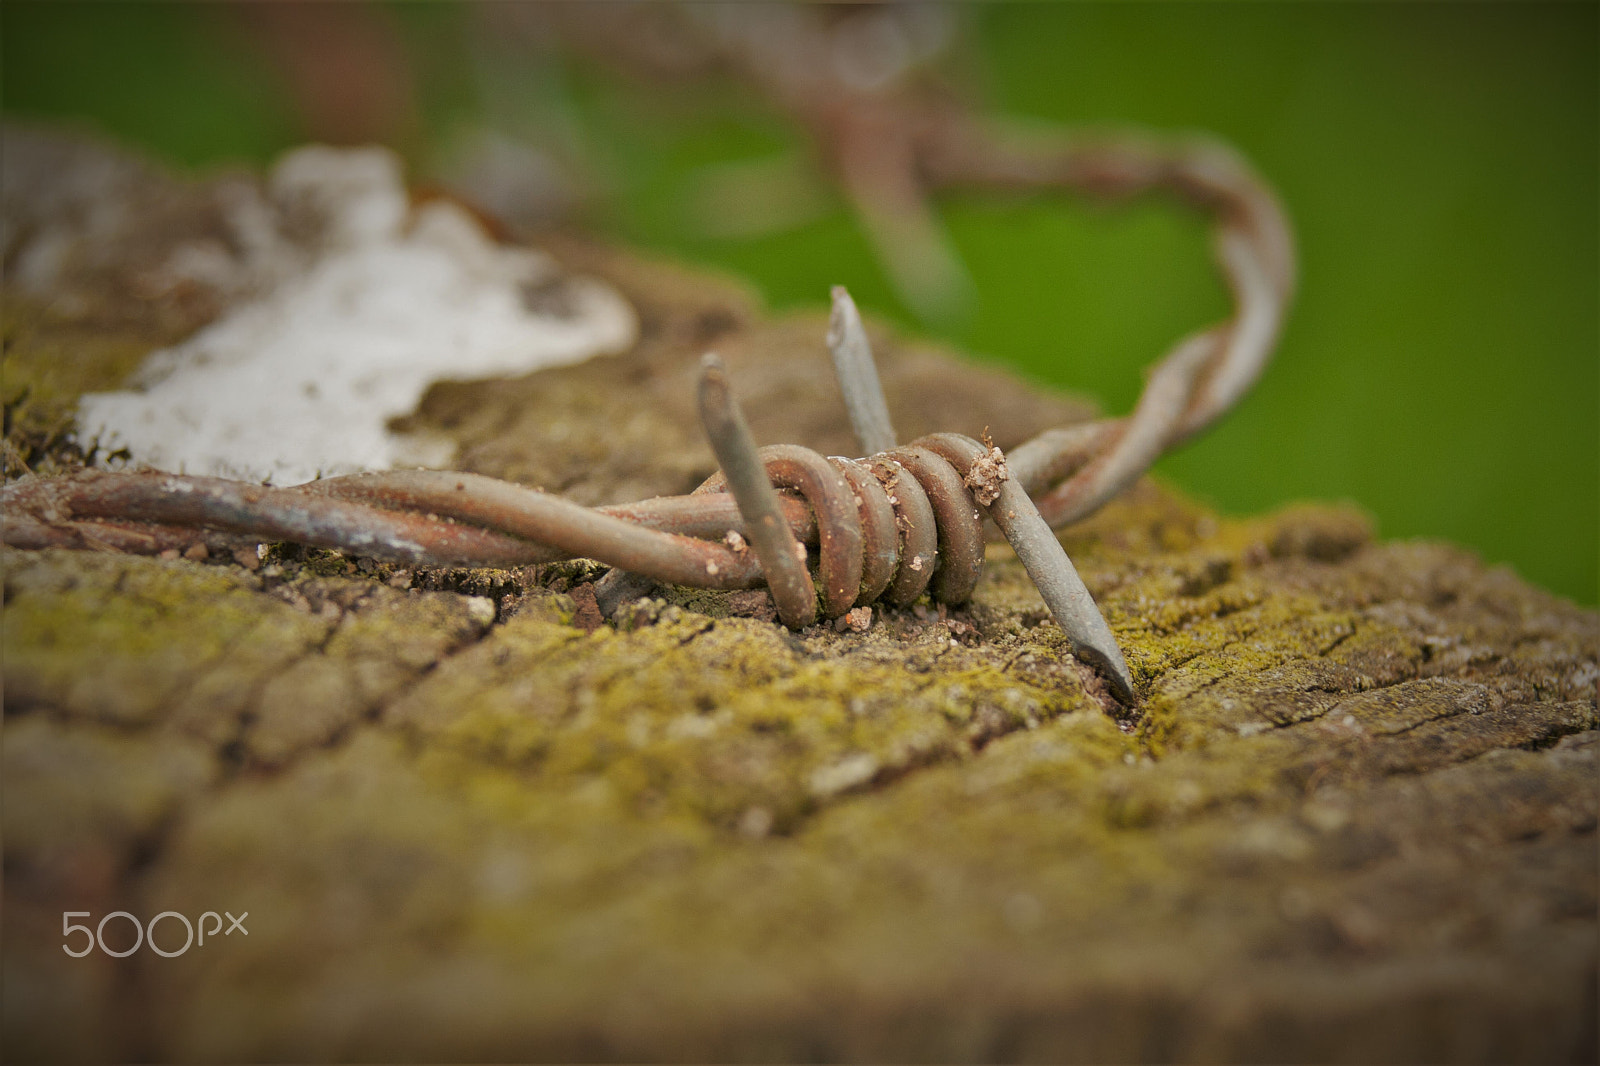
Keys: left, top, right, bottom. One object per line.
{"left": 697, "top": 354, "right": 818, "bottom": 628}
{"left": 919, "top": 433, "right": 1133, "bottom": 704}
{"left": 826, "top": 285, "right": 898, "bottom": 456}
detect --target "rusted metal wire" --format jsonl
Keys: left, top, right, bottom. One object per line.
{"left": 1, "top": 121, "right": 1295, "bottom": 704}
{"left": 0, "top": 363, "right": 1137, "bottom": 699}
{"left": 944, "top": 131, "right": 1295, "bottom": 529}
{"left": 697, "top": 354, "right": 823, "bottom": 628}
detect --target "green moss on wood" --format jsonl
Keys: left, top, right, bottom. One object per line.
{"left": 2, "top": 295, "right": 170, "bottom": 475}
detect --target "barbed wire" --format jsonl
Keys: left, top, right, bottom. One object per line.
{"left": 4, "top": 123, "right": 1290, "bottom": 707}
{"left": 2, "top": 10, "right": 1295, "bottom": 704}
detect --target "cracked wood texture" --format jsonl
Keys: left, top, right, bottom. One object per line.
{"left": 3, "top": 131, "right": 1597, "bottom": 1063}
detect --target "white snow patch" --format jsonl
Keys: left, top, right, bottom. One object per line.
{"left": 78, "top": 145, "right": 636, "bottom": 485}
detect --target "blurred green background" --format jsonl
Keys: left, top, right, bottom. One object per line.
{"left": 4, "top": 2, "right": 1595, "bottom": 604}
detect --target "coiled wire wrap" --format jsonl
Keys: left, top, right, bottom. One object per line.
{"left": 692, "top": 443, "right": 984, "bottom": 619}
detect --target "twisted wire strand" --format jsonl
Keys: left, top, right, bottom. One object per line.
{"left": 934, "top": 130, "right": 1292, "bottom": 528}
{"left": 931, "top": 131, "right": 1296, "bottom": 528}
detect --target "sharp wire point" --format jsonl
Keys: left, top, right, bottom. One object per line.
{"left": 920, "top": 433, "right": 1134, "bottom": 704}
{"left": 826, "top": 286, "right": 898, "bottom": 456}
{"left": 697, "top": 354, "right": 818, "bottom": 628}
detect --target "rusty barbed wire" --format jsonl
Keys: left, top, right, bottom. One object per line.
{"left": 1, "top": 121, "right": 1292, "bottom": 703}
{"left": 0, "top": 332, "right": 1137, "bottom": 700}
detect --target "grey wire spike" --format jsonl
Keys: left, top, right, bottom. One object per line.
{"left": 988, "top": 477, "right": 1134, "bottom": 704}
{"left": 697, "top": 353, "right": 818, "bottom": 628}
{"left": 918, "top": 433, "right": 1135, "bottom": 704}
{"left": 826, "top": 286, "right": 898, "bottom": 456}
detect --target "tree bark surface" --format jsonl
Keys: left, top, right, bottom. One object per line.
{"left": 3, "top": 128, "right": 1595, "bottom": 1063}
